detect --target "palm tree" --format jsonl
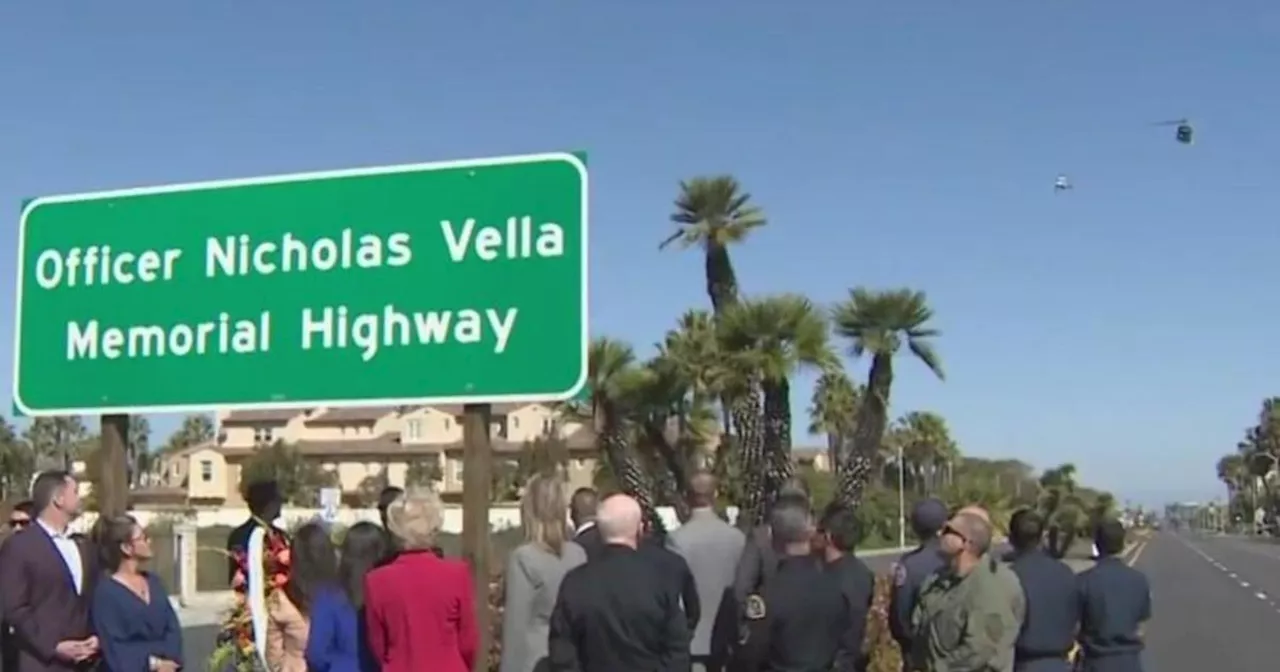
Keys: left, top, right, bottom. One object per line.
{"left": 1038, "top": 463, "right": 1081, "bottom": 558}
{"left": 24, "top": 416, "right": 88, "bottom": 472}
{"left": 163, "top": 414, "right": 216, "bottom": 453}
{"left": 127, "top": 415, "right": 151, "bottom": 486}
{"left": 0, "top": 417, "right": 34, "bottom": 500}
{"left": 584, "top": 337, "right": 662, "bottom": 531}
{"left": 660, "top": 176, "right": 766, "bottom": 313}
{"left": 720, "top": 295, "right": 836, "bottom": 517}
{"left": 807, "top": 370, "right": 861, "bottom": 475}
{"left": 831, "top": 288, "right": 944, "bottom": 506}
{"left": 891, "top": 411, "right": 958, "bottom": 493}
{"left": 661, "top": 177, "right": 770, "bottom": 523}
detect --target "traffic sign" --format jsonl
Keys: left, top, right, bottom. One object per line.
{"left": 14, "top": 152, "right": 589, "bottom": 416}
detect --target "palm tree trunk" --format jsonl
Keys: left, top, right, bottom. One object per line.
{"left": 644, "top": 420, "right": 691, "bottom": 522}
{"left": 705, "top": 244, "right": 740, "bottom": 313}
{"left": 761, "top": 378, "right": 795, "bottom": 505}
{"left": 838, "top": 353, "right": 894, "bottom": 506}
{"left": 604, "top": 435, "right": 663, "bottom": 534}
{"left": 732, "top": 383, "right": 767, "bottom": 529}
{"left": 600, "top": 405, "right": 663, "bottom": 535}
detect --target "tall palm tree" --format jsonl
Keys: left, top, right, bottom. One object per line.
{"left": 807, "top": 370, "right": 861, "bottom": 475}
{"left": 892, "top": 411, "right": 957, "bottom": 493}
{"left": 721, "top": 295, "right": 836, "bottom": 519}
{"left": 584, "top": 337, "right": 662, "bottom": 531}
{"left": 831, "top": 288, "right": 944, "bottom": 506}
{"left": 661, "top": 177, "right": 769, "bottom": 523}
{"left": 661, "top": 176, "right": 767, "bottom": 313}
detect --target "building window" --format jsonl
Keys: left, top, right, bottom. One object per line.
{"left": 443, "top": 418, "right": 452, "bottom": 430}
{"left": 511, "top": 417, "right": 520, "bottom": 429}
{"left": 407, "top": 419, "right": 423, "bottom": 440}
{"left": 543, "top": 418, "right": 554, "bottom": 434}
{"left": 253, "top": 427, "right": 274, "bottom": 444}
{"left": 451, "top": 459, "right": 463, "bottom": 483}
{"left": 200, "top": 460, "right": 213, "bottom": 483}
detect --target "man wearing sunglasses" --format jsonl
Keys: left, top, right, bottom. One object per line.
{"left": 913, "top": 512, "right": 1023, "bottom": 672}
{"left": 5, "top": 501, "right": 33, "bottom": 535}
{"left": 1, "top": 500, "right": 34, "bottom": 672}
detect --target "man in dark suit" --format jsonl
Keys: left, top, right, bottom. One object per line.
{"left": 0, "top": 471, "right": 99, "bottom": 671}
{"left": 569, "top": 487, "right": 604, "bottom": 561}
{"left": 226, "top": 480, "right": 284, "bottom": 583}
{"left": 819, "top": 504, "right": 877, "bottom": 672}
{"left": 2, "top": 500, "right": 36, "bottom": 672}
{"left": 549, "top": 494, "right": 690, "bottom": 671}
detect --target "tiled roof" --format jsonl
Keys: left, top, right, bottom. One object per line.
{"left": 306, "top": 406, "right": 402, "bottom": 425}
{"left": 429, "top": 402, "right": 531, "bottom": 417}
{"left": 216, "top": 425, "right": 598, "bottom": 458}
{"left": 220, "top": 433, "right": 405, "bottom": 458}
{"left": 222, "top": 409, "right": 310, "bottom": 424}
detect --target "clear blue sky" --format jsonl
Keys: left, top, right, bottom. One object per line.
{"left": 3, "top": 2, "right": 1278, "bottom": 506}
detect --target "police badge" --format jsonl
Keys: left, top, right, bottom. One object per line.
{"left": 744, "top": 593, "right": 767, "bottom": 620}
{"left": 892, "top": 561, "right": 908, "bottom": 587}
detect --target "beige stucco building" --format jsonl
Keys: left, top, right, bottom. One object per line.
{"left": 156, "top": 403, "right": 598, "bottom": 506}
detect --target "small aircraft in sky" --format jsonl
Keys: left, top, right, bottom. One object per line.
{"left": 1054, "top": 174, "right": 1073, "bottom": 192}
{"left": 1153, "top": 118, "right": 1194, "bottom": 145}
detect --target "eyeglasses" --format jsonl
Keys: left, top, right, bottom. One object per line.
{"left": 7, "top": 519, "right": 29, "bottom": 529}
{"left": 942, "top": 524, "right": 969, "bottom": 543}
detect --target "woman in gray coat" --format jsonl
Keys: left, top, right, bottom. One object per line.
{"left": 500, "top": 473, "right": 588, "bottom": 672}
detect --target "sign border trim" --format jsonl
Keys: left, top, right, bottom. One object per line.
{"left": 12, "top": 151, "right": 589, "bottom": 416}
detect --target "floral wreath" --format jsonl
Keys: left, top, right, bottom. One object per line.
{"left": 209, "top": 522, "right": 291, "bottom": 672}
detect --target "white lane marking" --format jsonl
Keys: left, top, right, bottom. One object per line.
{"left": 1174, "top": 534, "right": 1280, "bottom": 616}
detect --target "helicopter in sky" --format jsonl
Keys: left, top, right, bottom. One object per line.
{"left": 1153, "top": 118, "right": 1195, "bottom": 145}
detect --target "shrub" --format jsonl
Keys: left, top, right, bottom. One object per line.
{"left": 864, "top": 575, "right": 904, "bottom": 672}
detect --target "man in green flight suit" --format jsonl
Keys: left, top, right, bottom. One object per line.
{"left": 911, "top": 511, "right": 1023, "bottom": 672}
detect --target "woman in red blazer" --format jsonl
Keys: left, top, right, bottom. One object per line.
{"left": 364, "top": 488, "right": 478, "bottom": 672}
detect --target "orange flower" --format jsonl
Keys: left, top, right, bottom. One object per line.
{"left": 275, "top": 548, "right": 291, "bottom": 566}
{"left": 271, "top": 573, "right": 288, "bottom": 588}
{"left": 231, "top": 571, "right": 246, "bottom": 590}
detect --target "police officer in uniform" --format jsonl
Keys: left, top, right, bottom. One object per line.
{"left": 1007, "top": 510, "right": 1079, "bottom": 671}
{"left": 1075, "top": 520, "right": 1149, "bottom": 672}
{"left": 889, "top": 499, "right": 949, "bottom": 667}
{"left": 912, "top": 512, "right": 1022, "bottom": 672}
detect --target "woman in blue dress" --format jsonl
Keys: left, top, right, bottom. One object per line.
{"left": 91, "top": 515, "right": 183, "bottom": 672}
{"left": 305, "top": 521, "right": 390, "bottom": 672}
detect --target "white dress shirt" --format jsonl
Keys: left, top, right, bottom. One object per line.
{"left": 36, "top": 518, "right": 84, "bottom": 595}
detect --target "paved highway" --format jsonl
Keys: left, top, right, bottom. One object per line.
{"left": 1141, "top": 532, "right": 1280, "bottom": 671}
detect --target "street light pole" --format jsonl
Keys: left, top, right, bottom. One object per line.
{"left": 897, "top": 443, "right": 906, "bottom": 548}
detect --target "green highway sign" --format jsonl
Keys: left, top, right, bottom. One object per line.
{"left": 13, "top": 152, "right": 589, "bottom": 416}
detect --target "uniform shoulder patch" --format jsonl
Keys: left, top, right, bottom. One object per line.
{"left": 892, "top": 561, "right": 908, "bottom": 587}
{"left": 744, "top": 594, "right": 767, "bottom": 620}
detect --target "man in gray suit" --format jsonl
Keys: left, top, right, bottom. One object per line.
{"left": 671, "top": 471, "right": 745, "bottom": 672}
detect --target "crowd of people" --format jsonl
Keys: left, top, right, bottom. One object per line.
{"left": 0, "top": 467, "right": 1151, "bottom": 672}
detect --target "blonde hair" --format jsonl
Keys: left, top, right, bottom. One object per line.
{"left": 387, "top": 487, "right": 444, "bottom": 550}
{"left": 521, "top": 474, "right": 569, "bottom": 556}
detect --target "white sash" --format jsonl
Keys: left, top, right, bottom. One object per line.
{"left": 246, "top": 526, "right": 269, "bottom": 667}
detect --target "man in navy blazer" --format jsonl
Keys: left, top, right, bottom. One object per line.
{"left": 0, "top": 471, "right": 99, "bottom": 671}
